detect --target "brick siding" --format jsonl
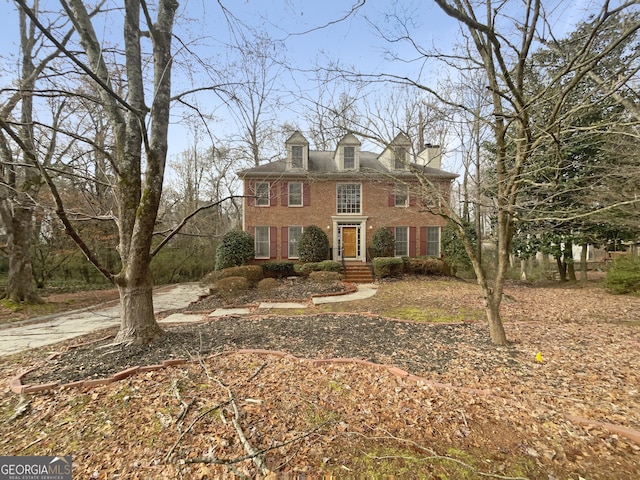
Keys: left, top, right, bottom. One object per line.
{"left": 244, "top": 176, "right": 450, "bottom": 261}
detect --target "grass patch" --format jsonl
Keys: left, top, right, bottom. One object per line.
{"left": 355, "top": 446, "right": 431, "bottom": 478}
{"left": 381, "top": 306, "right": 484, "bottom": 322}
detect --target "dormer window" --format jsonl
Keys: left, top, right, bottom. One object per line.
{"left": 335, "top": 133, "right": 361, "bottom": 171}
{"left": 291, "top": 145, "right": 303, "bottom": 168}
{"left": 394, "top": 146, "right": 408, "bottom": 170}
{"left": 380, "top": 132, "right": 412, "bottom": 171}
{"left": 344, "top": 146, "right": 355, "bottom": 169}
{"left": 285, "top": 131, "right": 309, "bottom": 170}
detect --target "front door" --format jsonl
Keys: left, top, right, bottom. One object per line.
{"left": 342, "top": 227, "right": 357, "bottom": 258}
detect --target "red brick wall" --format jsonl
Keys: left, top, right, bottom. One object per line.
{"left": 243, "top": 177, "right": 450, "bottom": 261}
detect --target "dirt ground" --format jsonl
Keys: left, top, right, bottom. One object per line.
{"left": 1, "top": 275, "right": 639, "bottom": 478}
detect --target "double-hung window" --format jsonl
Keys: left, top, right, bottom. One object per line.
{"left": 343, "top": 146, "right": 355, "bottom": 169}
{"left": 395, "top": 183, "right": 408, "bottom": 207}
{"left": 426, "top": 226, "right": 440, "bottom": 256}
{"left": 337, "top": 183, "right": 361, "bottom": 214}
{"left": 394, "top": 147, "right": 407, "bottom": 170}
{"left": 255, "top": 182, "right": 269, "bottom": 206}
{"left": 394, "top": 227, "right": 408, "bottom": 256}
{"left": 254, "top": 226, "right": 270, "bottom": 258}
{"left": 292, "top": 146, "right": 303, "bottom": 168}
{"left": 288, "top": 182, "right": 303, "bottom": 206}
{"left": 288, "top": 226, "right": 303, "bottom": 258}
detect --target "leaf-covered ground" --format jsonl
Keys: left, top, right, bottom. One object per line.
{"left": 1, "top": 275, "right": 639, "bottom": 478}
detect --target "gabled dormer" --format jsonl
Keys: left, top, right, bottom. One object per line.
{"left": 379, "top": 132, "right": 412, "bottom": 171}
{"left": 334, "top": 133, "right": 361, "bottom": 171}
{"left": 285, "top": 131, "right": 309, "bottom": 170}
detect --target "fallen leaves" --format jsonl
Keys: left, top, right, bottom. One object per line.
{"left": 1, "top": 277, "right": 640, "bottom": 478}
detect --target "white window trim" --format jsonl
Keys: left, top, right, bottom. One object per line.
{"left": 291, "top": 145, "right": 304, "bottom": 169}
{"left": 288, "top": 144, "right": 308, "bottom": 170}
{"left": 395, "top": 226, "right": 409, "bottom": 257}
{"left": 288, "top": 226, "right": 303, "bottom": 259}
{"left": 255, "top": 226, "right": 270, "bottom": 259}
{"left": 336, "top": 183, "right": 362, "bottom": 215}
{"left": 288, "top": 182, "right": 303, "bottom": 207}
{"left": 343, "top": 146, "right": 356, "bottom": 170}
{"left": 426, "top": 226, "right": 441, "bottom": 257}
{"left": 395, "top": 183, "right": 409, "bottom": 207}
{"left": 394, "top": 146, "right": 408, "bottom": 171}
{"left": 255, "top": 182, "right": 270, "bottom": 207}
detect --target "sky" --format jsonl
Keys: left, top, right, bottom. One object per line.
{"left": 0, "top": 0, "right": 603, "bottom": 176}
{"left": 161, "top": 0, "right": 465, "bottom": 164}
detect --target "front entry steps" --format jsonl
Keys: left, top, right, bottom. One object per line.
{"left": 342, "top": 262, "right": 374, "bottom": 283}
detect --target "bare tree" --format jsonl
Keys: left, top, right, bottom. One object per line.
{"left": 216, "top": 32, "right": 286, "bottom": 166}
{"left": 341, "top": 0, "right": 640, "bottom": 344}
{"left": 0, "top": 2, "right": 71, "bottom": 303}
{"left": 2, "top": 0, "right": 180, "bottom": 345}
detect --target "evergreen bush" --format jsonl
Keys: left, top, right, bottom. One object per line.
{"left": 214, "top": 230, "right": 255, "bottom": 270}
{"left": 212, "top": 276, "right": 249, "bottom": 299}
{"left": 297, "top": 260, "right": 341, "bottom": 276}
{"left": 406, "top": 256, "right": 451, "bottom": 275}
{"left": 257, "top": 277, "right": 280, "bottom": 291}
{"left": 299, "top": 225, "right": 330, "bottom": 262}
{"left": 604, "top": 256, "right": 640, "bottom": 294}
{"left": 309, "top": 270, "right": 341, "bottom": 283}
{"left": 261, "top": 261, "right": 296, "bottom": 278}
{"left": 203, "top": 265, "right": 264, "bottom": 285}
{"left": 372, "top": 257, "right": 404, "bottom": 278}
{"left": 442, "top": 221, "right": 475, "bottom": 274}
{"left": 371, "top": 227, "right": 395, "bottom": 258}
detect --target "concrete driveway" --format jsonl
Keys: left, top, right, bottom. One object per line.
{"left": 0, "top": 283, "right": 209, "bottom": 357}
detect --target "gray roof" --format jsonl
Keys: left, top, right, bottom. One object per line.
{"left": 239, "top": 151, "right": 458, "bottom": 180}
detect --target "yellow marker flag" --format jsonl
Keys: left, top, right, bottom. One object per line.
{"left": 535, "top": 352, "right": 543, "bottom": 363}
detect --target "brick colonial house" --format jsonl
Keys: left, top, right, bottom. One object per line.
{"left": 239, "top": 131, "right": 457, "bottom": 270}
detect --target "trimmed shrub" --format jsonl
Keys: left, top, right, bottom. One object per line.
{"left": 202, "top": 265, "right": 264, "bottom": 285}
{"left": 297, "top": 260, "right": 341, "bottom": 276}
{"left": 372, "top": 257, "right": 404, "bottom": 278}
{"left": 604, "top": 256, "right": 640, "bottom": 294}
{"left": 371, "top": 227, "right": 395, "bottom": 258}
{"left": 261, "top": 261, "right": 296, "bottom": 279}
{"left": 257, "top": 277, "right": 280, "bottom": 291}
{"left": 317, "top": 260, "right": 341, "bottom": 272}
{"left": 212, "top": 276, "right": 249, "bottom": 299}
{"left": 309, "top": 270, "right": 341, "bottom": 283}
{"left": 299, "top": 225, "right": 330, "bottom": 262}
{"left": 214, "top": 230, "right": 255, "bottom": 270}
{"left": 406, "top": 256, "right": 451, "bottom": 276}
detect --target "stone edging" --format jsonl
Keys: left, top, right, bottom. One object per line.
{"left": 8, "top": 347, "right": 640, "bottom": 447}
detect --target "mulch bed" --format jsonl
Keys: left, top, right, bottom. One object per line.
{"left": 20, "top": 277, "right": 525, "bottom": 387}
{"left": 22, "top": 314, "right": 518, "bottom": 386}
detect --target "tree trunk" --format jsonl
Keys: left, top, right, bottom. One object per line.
{"left": 520, "top": 258, "right": 527, "bottom": 281}
{"left": 580, "top": 242, "right": 588, "bottom": 284}
{"left": 114, "top": 268, "right": 164, "bottom": 345}
{"left": 0, "top": 205, "right": 41, "bottom": 303}
{"left": 485, "top": 289, "right": 508, "bottom": 345}
{"left": 556, "top": 255, "right": 567, "bottom": 282}
{"left": 565, "top": 241, "right": 576, "bottom": 282}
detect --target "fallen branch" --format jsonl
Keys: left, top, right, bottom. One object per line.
{"left": 164, "top": 399, "right": 232, "bottom": 463}
{"left": 185, "top": 422, "right": 328, "bottom": 466}
{"left": 212, "top": 376, "right": 272, "bottom": 476}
